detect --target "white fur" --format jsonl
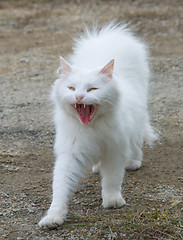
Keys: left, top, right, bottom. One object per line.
{"left": 39, "top": 23, "right": 155, "bottom": 228}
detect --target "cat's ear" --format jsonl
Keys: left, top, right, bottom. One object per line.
{"left": 100, "top": 59, "right": 114, "bottom": 79}
{"left": 58, "top": 56, "right": 72, "bottom": 75}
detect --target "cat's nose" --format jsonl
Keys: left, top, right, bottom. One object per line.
{"left": 76, "top": 94, "right": 84, "bottom": 103}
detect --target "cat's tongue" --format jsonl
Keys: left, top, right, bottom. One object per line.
{"left": 80, "top": 104, "right": 91, "bottom": 124}
{"left": 76, "top": 104, "right": 96, "bottom": 125}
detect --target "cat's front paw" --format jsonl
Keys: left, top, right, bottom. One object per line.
{"left": 102, "top": 195, "right": 126, "bottom": 209}
{"left": 125, "top": 160, "right": 142, "bottom": 171}
{"left": 38, "top": 214, "right": 64, "bottom": 229}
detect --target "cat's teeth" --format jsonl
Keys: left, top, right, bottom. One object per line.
{"left": 84, "top": 104, "right": 86, "bottom": 108}
{"left": 74, "top": 104, "right": 77, "bottom": 108}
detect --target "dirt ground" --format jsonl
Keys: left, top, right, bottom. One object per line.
{"left": 0, "top": 0, "right": 183, "bottom": 239}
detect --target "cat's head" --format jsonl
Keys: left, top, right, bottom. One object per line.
{"left": 52, "top": 57, "right": 119, "bottom": 125}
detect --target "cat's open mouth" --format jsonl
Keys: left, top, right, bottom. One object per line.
{"left": 73, "top": 104, "right": 97, "bottom": 125}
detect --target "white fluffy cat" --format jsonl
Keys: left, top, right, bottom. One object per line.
{"left": 39, "top": 23, "right": 156, "bottom": 228}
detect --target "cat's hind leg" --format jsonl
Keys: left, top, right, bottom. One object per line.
{"left": 125, "top": 159, "right": 142, "bottom": 171}
{"left": 92, "top": 162, "right": 101, "bottom": 174}
{"left": 125, "top": 141, "right": 143, "bottom": 171}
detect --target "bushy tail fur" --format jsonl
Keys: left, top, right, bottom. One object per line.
{"left": 144, "top": 122, "right": 158, "bottom": 146}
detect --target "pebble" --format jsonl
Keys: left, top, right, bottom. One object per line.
{"left": 148, "top": 199, "right": 154, "bottom": 202}
{"left": 34, "top": 72, "right": 40, "bottom": 76}
{"left": 177, "top": 177, "right": 183, "bottom": 180}
{"left": 19, "top": 58, "right": 29, "bottom": 63}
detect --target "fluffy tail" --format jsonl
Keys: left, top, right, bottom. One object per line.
{"left": 144, "top": 123, "right": 158, "bottom": 146}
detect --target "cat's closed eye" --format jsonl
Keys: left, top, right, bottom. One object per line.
{"left": 87, "top": 88, "right": 98, "bottom": 92}
{"left": 68, "top": 87, "right": 75, "bottom": 91}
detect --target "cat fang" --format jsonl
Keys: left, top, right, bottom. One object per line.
{"left": 73, "top": 103, "right": 98, "bottom": 125}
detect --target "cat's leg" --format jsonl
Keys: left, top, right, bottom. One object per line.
{"left": 92, "top": 162, "right": 101, "bottom": 174}
{"left": 39, "top": 153, "right": 83, "bottom": 228}
{"left": 101, "top": 155, "right": 126, "bottom": 208}
{"left": 125, "top": 141, "right": 143, "bottom": 171}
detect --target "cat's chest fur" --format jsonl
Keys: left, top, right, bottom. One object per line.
{"left": 59, "top": 111, "right": 122, "bottom": 164}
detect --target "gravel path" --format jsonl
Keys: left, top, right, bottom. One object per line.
{"left": 0, "top": 1, "right": 183, "bottom": 239}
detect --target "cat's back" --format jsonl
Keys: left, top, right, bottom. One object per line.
{"left": 70, "top": 23, "right": 148, "bottom": 74}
